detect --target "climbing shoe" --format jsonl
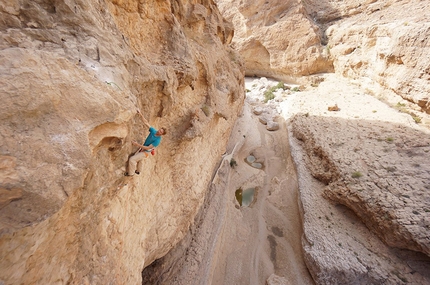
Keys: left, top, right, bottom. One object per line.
{"left": 135, "top": 171, "right": 140, "bottom": 175}
{"left": 124, "top": 172, "right": 133, "bottom": 177}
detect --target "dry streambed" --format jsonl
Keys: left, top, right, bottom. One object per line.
{"left": 142, "top": 94, "right": 313, "bottom": 285}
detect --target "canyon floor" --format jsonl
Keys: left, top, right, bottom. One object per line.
{"left": 142, "top": 74, "right": 430, "bottom": 284}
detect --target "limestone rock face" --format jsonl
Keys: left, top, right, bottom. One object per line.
{"left": 215, "top": 0, "right": 333, "bottom": 80}
{"left": 217, "top": 0, "right": 430, "bottom": 112}
{"left": 292, "top": 115, "right": 430, "bottom": 256}
{"left": 324, "top": 0, "right": 430, "bottom": 112}
{"left": 284, "top": 75, "right": 430, "bottom": 284}
{"left": 0, "top": 0, "right": 244, "bottom": 284}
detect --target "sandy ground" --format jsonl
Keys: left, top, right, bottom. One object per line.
{"left": 142, "top": 74, "right": 430, "bottom": 284}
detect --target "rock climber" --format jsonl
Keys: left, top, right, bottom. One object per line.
{"left": 125, "top": 110, "right": 166, "bottom": 176}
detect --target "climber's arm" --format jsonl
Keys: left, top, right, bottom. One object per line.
{"left": 132, "top": 141, "right": 153, "bottom": 151}
{"left": 137, "top": 110, "right": 151, "bottom": 129}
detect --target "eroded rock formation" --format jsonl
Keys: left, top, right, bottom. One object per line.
{"left": 324, "top": 0, "right": 430, "bottom": 113}
{"left": 215, "top": 0, "right": 333, "bottom": 80}
{"left": 216, "top": 0, "right": 430, "bottom": 112}
{"left": 214, "top": 0, "right": 430, "bottom": 283}
{"left": 0, "top": 0, "right": 244, "bottom": 284}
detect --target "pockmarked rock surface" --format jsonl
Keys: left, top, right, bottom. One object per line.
{"left": 279, "top": 75, "right": 430, "bottom": 284}
{"left": 0, "top": 0, "right": 244, "bottom": 284}
{"left": 215, "top": 0, "right": 333, "bottom": 80}
{"left": 216, "top": 0, "right": 430, "bottom": 112}
{"left": 325, "top": 0, "right": 430, "bottom": 114}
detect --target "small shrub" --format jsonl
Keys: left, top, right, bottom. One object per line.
{"left": 264, "top": 90, "right": 275, "bottom": 102}
{"left": 412, "top": 116, "right": 421, "bottom": 123}
{"left": 385, "top": 166, "right": 397, "bottom": 172}
{"left": 201, "top": 105, "right": 210, "bottom": 117}
{"left": 230, "top": 158, "right": 237, "bottom": 168}
{"left": 386, "top": 137, "right": 394, "bottom": 142}
{"left": 291, "top": 87, "right": 300, "bottom": 92}
{"left": 275, "top": 81, "right": 286, "bottom": 90}
{"left": 352, "top": 171, "right": 363, "bottom": 178}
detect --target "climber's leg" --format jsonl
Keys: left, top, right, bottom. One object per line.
{"left": 135, "top": 152, "right": 149, "bottom": 174}
{"left": 127, "top": 152, "right": 146, "bottom": 176}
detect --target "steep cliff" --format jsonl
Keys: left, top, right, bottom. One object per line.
{"left": 216, "top": 0, "right": 430, "bottom": 112}
{"left": 213, "top": 0, "right": 430, "bottom": 283}
{"left": 0, "top": 0, "right": 244, "bottom": 284}
{"left": 215, "top": 0, "right": 333, "bottom": 80}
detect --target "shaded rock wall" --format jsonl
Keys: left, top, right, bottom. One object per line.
{"left": 323, "top": 0, "right": 430, "bottom": 112}
{"left": 215, "top": 0, "right": 333, "bottom": 81}
{"left": 0, "top": 0, "right": 244, "bottom": 284}
{"left": 216, "top": 0, "right": 430, "bottom": 112}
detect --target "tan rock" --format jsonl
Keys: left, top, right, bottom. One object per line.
{"left": 267, "top": 121, "right": 280, "bottom": 131}
{"left": 0, "top": 0, "right": 244, "bottom": 284}
{"left": 285, "top": 75, "right": 430, "bottom": 284}
{"left": 324, "top": 0, "right": 430, "bottom": 111}
{"left": 215, "top": 0, "right": 333, "bottom": 80}
{"left": 267, "top": 273, "right": 288, "bottom": 285}
{"left": 253, "top": 106, "right": 264, "bottom": 115}
{"left": 217, "top": 0, "right": 430, "bottom": 113}
{"left": 0, "top": 188, "right": 22, "bottom": 209}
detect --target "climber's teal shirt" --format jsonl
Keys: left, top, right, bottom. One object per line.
{"left": 143, "top": 127, "right": 162, "bottom": 148}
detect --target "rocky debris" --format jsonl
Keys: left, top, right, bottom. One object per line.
{"left": 266, "top": 274, "right": 288, "bottom": 285}
{"left": 327, "top": 104, "right": 340, "bottom": 111}
{"left": 266, "top": 121, "right": 280, "bottom": 131}
{"left": 253, "top": 106, "right": 264, "bottom": 115}
{"left": 418, "top": 98, "right": 430, "bottom": 114}
{"left": 258, "top": 114, "right": 270, "bottom": 125}
{"left": 246, "top": 77, "right": 298, "bottom": 132}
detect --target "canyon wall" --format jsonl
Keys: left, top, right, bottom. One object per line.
{"left": 216, "top": 0, "right": 430, "bottom": 112}
{"left": 0, "top": 0, "right": 244, "bottom": 284}
{"left": 214, "top": 0, "right": 430, "bottom": 283}
{"left": 215, "top": 0, "right": 333, "bottom": 80}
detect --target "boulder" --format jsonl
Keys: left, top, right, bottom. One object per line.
{"left": 266, "top": 121, "right": 280, "bottom": 131}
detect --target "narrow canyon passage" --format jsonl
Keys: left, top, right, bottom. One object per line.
{"left": 142, "top": 100, "right": 314, "bottom": 284}
{"left": 209, "top": 104, "right": 315, "bottom": 285}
